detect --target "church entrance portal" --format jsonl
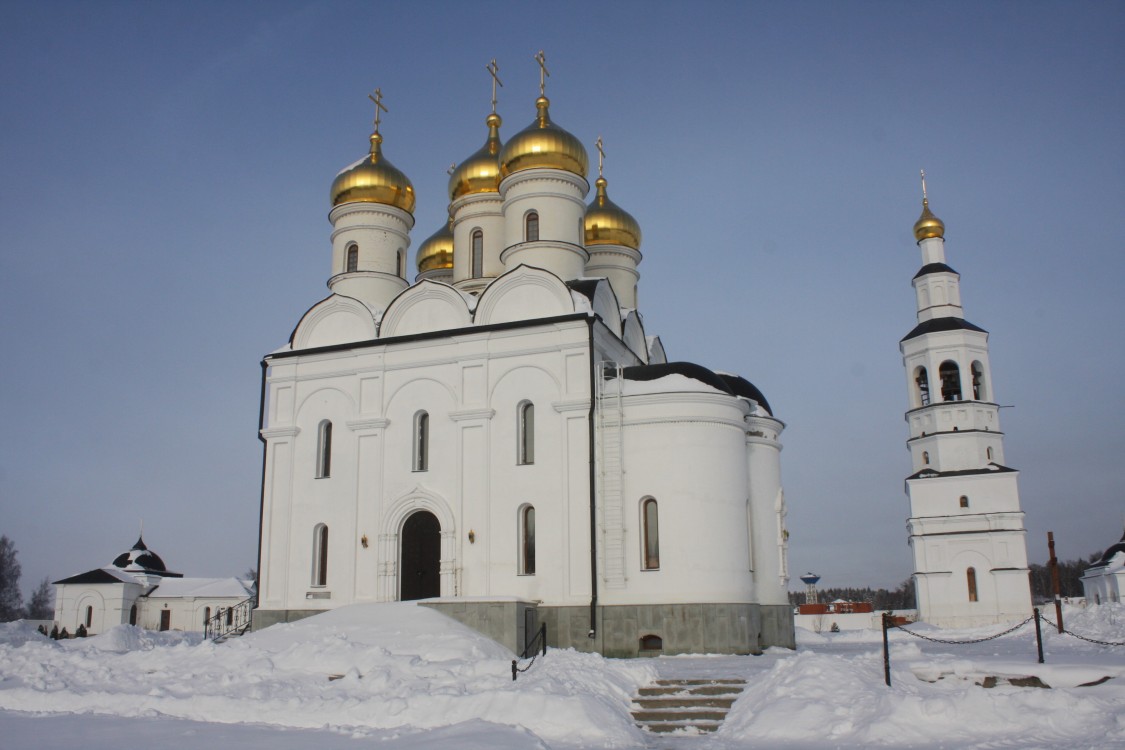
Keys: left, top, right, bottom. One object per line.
{"left": 401, "top": 511, "right": 441, "bottom": 601}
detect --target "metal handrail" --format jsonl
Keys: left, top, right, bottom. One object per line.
{"left": 204, "top": 594, "right": 257, "bottom": 641}
{"left": 511, "top": 622, "right": 548, "bottom": 681}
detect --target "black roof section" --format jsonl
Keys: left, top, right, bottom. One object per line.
{"left": 1089, "top": 528, "right": 1125, "bottom": 568}
{"left": 53, "top": 569, "right": 126, "bottom": 585}
{"left": 907, "top": 463, "right": 1017, "bottom": 480}
{"left": 901, "top": 316, "right": 988, "bottom": 343}
{"left": 621, "top": 362, "right": 734, "bottom": 395}
{"left": 716, "top": 373, "right": 772, "bottom": 415}
{"left": 913, "top": 262, "right": 959, "bottom": 280}
{"left": 566, "top": 278, "right": 602, "bottom": 302}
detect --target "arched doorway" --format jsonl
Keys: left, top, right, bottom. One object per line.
{"left": 401, "top": 510, "right": 441, "bottom": 601}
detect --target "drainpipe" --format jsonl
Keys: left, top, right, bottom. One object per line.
{"left": 586, "top": 317, "right": 598, "bottom": 639}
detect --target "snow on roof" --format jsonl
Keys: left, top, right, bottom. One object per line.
{"left": 146, "top": 577, "right": 254, "bottom": 599}
{"left": 618, "top": 372, "right": 728, "bottom": 397}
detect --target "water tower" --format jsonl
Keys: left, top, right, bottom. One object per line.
{"left": 800, "top": 572, "right": 820, "bottom": 605}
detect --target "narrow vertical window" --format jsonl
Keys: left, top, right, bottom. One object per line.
{"left": 226, "top": 607, "right": 233, "bottom": 626}
{"left": 85, "top": 606, "right": 93, "bottom": 628}
{"left": 129, "top": 604, "right": 137, "bottom": 626}
{"left": 915, "top": 367, "right": 930, "bottom": 407}
{"left": 397, "top": 249, "right": 405, "bottom": 278}
{"left": 642, "top": 498, "right": 660, "bottom": 570}
{"left": 922, "top": 451, "right": 930, "bottom": 465}
{"left": 971, "top": 361, "right": 986, "bottom": 401}
{"left": 520, "top": 505, "right": 536, "bottom": 575}
{"left": 203, "top": 606, "right": 211, "bottom": 626}
{"left": 939, "top": 361, "right": 962, "bottom": 401}
{"left": 312, "top": 523, "right": 329, "bottom": 587}
{"left": 517, "top": 401, "right": 535, "bottom": 465}
{"left": 959, "top": 495, "right": 969, "bottom": 508}
{"left": 966, "top": 567, "right": 978, "bottom": 602}
{"left": 471, "top": 229, "right": 483, "bottom": 278}
{"left": 346, "top": 244, "right": 358, "bottom": 273}
{"left": 525, "top": 211, "right": 539, "bottom": 242}
{"left": 413, "top": 411, "right": 429, "bottom": 471}
{"left": 316, "top": 420, "right": 332, "bottom": 478}
{"left": 986, "top": 447, "right": 994, "bottom": 461}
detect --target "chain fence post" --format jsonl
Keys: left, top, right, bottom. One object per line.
{"left": 882, "top": 612, "right": 892, "bottom": 687}
{"left": 1034, "top": 607, "right": 1044, "bottom": 664}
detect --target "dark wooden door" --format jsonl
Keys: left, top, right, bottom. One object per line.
{"left": 401, "top": 511, "right": 441, "bottom": 601}
{"left": 159, "top": 610, "right": 171, "bottom": 631}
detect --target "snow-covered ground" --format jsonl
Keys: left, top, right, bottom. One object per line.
{"left": 1, "top": 602, "right": 1123, "bottom": 748}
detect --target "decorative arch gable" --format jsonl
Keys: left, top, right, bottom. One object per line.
{"left": 647, "top": 335, "right": 668, "bottom": 365}
{"left": 380, "top": 280, "right": 473, "bottom": 338}
{"left": 381, "top": 485, "right": 456, "bottom": 536}
{"left": 622, "top": 310, "right": 648, "bottom": 363}
{"left": 475, "top": 265, "right": 574, "bottom": 326}
{"left": 589, "top": 279, "right": 623, "bottom": 337}
{"left": 291, "top": 294, "right": 377, "bottom": 350}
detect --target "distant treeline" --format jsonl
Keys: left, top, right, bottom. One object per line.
{"left": 789, "top": 551, "right": 1104, "bottom": 609}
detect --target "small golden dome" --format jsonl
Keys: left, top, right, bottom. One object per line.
{"left": 585, "top": 177, "right": 641, "bottom": 250}
{"left": 416, "top": 220, "right": 454, "bottom": 274}
{"left": 913, "top": 198, "right": 945, "bottom": 241}
{"left": 499, "top": 96, "right": 588, "bottom": 178}
{"left": 449, "top": 113, "right": 504, "bottom": 201}
{"left": 331, "top": 132, "right": 416, "bottom": 213}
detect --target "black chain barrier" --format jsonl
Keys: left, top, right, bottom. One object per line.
{"left": 1039, "top": 616, "right": 1125, "bottom": 647}
{"left": 880, "top": 608, "right": 1122, "bottom": 687}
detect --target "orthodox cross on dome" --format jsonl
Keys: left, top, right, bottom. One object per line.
{"left": 920, "top": 168, "right": 929, "bottom": 201}
{"left": 534, "top": 50, "right": 550, "bottom": 95}
{"left": 367, "top": 88, "right": 388, "bottom": 134}
{"left": 486, "top": 58, "right": 503, "bottom": 113}
{"left": 596, "top": 136, "right": 605, "bottom": 178}
{"left": 447, "top": 162, "right": 457, "bottom": 176}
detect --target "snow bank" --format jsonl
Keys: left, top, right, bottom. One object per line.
{"left": 0, "top": 603, "right": 653, "bottom": 747}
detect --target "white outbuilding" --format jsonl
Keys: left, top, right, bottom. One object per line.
{"left": 253, "top": 66, "right": 793, "bottom": 657}
{"left": 1082, "top": 530, "right": 1125, "bottom": 605}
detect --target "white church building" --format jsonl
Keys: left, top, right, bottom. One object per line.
{"left": 899, "top": 179, "right": 1033, "bottom": 628}
{"left": 1082, "top": 530, "right": 1125, "bottom": 605}
{"left": 253, "top": 63, "right": 794, "bottom": 657}
{"left": 52, "top": 536, "right": 254, "bottom": 636}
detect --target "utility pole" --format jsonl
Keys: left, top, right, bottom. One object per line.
{"left": 1047, "top": 531, "right": 1064, "bottom": 634}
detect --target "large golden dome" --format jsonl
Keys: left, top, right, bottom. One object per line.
{"left": 499, "top": 96, "right": 588, "bottom": 178}
{"left": 331, "top": 132, "right": 416, "bottom": 213}
{"left": 416, "top": 220, "right": 454, "bottom": 274}
{"left": 449, "top": 113, "right": 503, "bottom": 201}
{"left": 913, "top": 198, "right": 945, "bottom": 241}
{"left": 585, "top": 177, "right": 641, "bottom": 250}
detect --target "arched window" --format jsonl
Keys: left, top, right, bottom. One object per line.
{"left": 413, "top": 411, "right": 429, "bottom": 471}
{"left": 971, "top": 361, "right": 986, "bottom": 401}
{"left": 520, "top": 505, "right": 536, "bottom": 575}
{"left": 966, "top": 567, "right": 978, "bottom": 602}
{"left": 922, "top": 451, "right": 930, "bottom": 465}
{"left": 640, "top": 634, "right": 663, "bottom": 652}
{"left": 312, "top": 523, "right": 329, "bottom": 587}
{"left": 642, "top": 497, "right": 660, "bottom": 570}
{"left": 203, "top": 606, "right": 210, "bottom": 626}
{"left": 130, "top": 604, "right": 138, "bottom": 626}
{"left": 525, "top": 211, "right": 539, "bottom": 242}
{"left": 517, "top": 401, "right": 535, "bottom": 465}
{"left": 959, "top": 495, "right": 969, "bottom": 508}
{"left": 226, "top": 607, "right": 233, "bottom": 626}
{"left": 939, "top": 361, "right": 962, "bottom": 401}
{"left": 471, "top": 229, "right": 483, "bottom": 278}
{"left": 85, "top": 606, "right": 93, "bottom": 628}
{"left": 346, "top": 244, "right": 358, "bottom": 273}
{"left": 915, "top": 367, "right": 930, "bottom": 407}
{"left": 316, "top": 420, "right": 332, "bottom": 479}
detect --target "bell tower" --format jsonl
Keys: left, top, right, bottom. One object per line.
{"left": 900, "top": 173, "right": 1032, "bottom": 628}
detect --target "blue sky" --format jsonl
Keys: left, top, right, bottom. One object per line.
{"left": 2, "top": 1, "right": 1122, "bottom": 599}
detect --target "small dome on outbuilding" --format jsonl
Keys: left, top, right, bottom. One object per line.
{"left": 111, "top": 535, "right": 168, "bottom": 573}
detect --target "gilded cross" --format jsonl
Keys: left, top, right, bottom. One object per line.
{"left": 596, "top": 136, "right": 605, "bottom": 178}
{"left": 920, "top": 169, "right": 929, "bottom": 201}
{"left": 534, "top": 50, "right": 549, "bottom": 95}
{"left": 368, "top": 88, "right": 388, "bottom": 133}
{"left": 486, "top": 59, "right": 503, "bottom": 113}
{"left": 447, "top": 162, "right": 457, "bottom": 176}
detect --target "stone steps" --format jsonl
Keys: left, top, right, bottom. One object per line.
{"left": 631, "top": 678, "right": 745, "bottom": 735}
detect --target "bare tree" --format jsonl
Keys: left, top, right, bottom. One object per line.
{"left": 0, "top": 536, "right": 25, "bottom": 621}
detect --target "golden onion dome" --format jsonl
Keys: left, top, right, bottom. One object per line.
{"left": 913, "top": 198, "right": 945, "bottom": 241}
{"left": 449, "top": 113, "right": 504, "bottom": 201}
{"left": 416, "top": 220, "right": 454, "bottom": 274}
{"left": 330, "top": 132, "right": 416, "bottom": 213}
{"left": 499, "top": 96, "right": 588, "bottom": 178}
{"left": 585, "top": 177, "right": 641, "bottom": 250}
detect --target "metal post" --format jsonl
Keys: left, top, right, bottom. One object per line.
{"left": 1033, "top": 608, "right": 1044, "bottom": 664}
{"left": 541, "top": 623, "right": 547, "bottom": 656}
{"left": 1047, "top": 532, "right": 1064, "bottom": 634}
{"left": 882, "top": 612, "right": 892, "bottom": 687}
{"left": 511, "top": 659, "right": 517, "bottom": 681}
